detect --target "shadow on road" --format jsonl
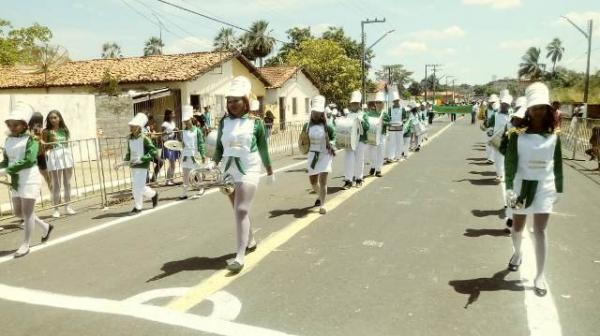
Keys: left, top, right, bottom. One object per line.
{"left": 92, "top": 211, "right": 134, "bottom": 220}
{"left": 284, "top": 168, "right": 308, "bottom": 174}
{"left": 469, "top": 170, "right": 496, "bottom": 177}
{"left": 0, "top": 249, "right": 17, "bottom": 257}
{"left": 468, "top": 162, "right": 493, "bottom": 166}
{"left": 269, "top": 206, "right": 313, "bottom": 219}
{"left": 448, "top": 269, "right": 524, "bottom": 309}
{"left": 147, "top": 253, "right": 236, "bottom": 282}
{"left": 464, "top": 228, "right": 510, "bottom": 237}
{"left": 455, "top": 178, "right": 498, "bottom": 186}
{"left": 471, "top": 209, "right": 505, "bottom": 219}
{"left": 466, "top": 158, "right": 487, "bottom": 161}
{"left": 327, "top": 186, "right": 345, "bottom": 195}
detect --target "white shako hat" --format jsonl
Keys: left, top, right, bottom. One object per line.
{"left": 374, "top": 91, "right": 385, "bottom": 102}
{"left": 250, "top": 100, "right": 260, "bottom": 111}
{"left": 391, "top": 90, "right": 400, "bottom": 101}
{"left": 227, "top": 76, "right": 252, "bottom": 98}
{"left": 488, "top": 94, "right": 499, "bottom": 103}
{"left": 182, "top": 105, "right": 194, "bottom": 122}
{"left": 525, "top": 82, "right": 551, "bottom": 108}
{"left": 128, "top": 112, "right": 148, "bottom": 128}
{"left": 514, "top": 96, "right": 527, "bottom": 109}
{"left": 7, "top": 102, "right": 34, "bottom": 124}
{"left": 311, "top": 95, "right": 326, "bottom": 113}
{"left": 499, "top": 89, "right": 513, "bottom": 105}
{"left": 350, "top": 90, "right": 362, "bottom": 104}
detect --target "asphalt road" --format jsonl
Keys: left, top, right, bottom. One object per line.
{"left": 0, "top": 116, "right": 598, "bottom": 336}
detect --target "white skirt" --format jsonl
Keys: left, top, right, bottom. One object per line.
{"left": 46, "top": 147, "right": 74, "bottom": 171}
{"left": 222, "top": 152, "right": 262, "bottom": 186}
{"left": 512, "top": 178, "right": 557, "bottom": 215}
{"left": 307, "top": 151, "right": 332, "bottom": 176}
{"left": 181, "top": 156, "right": 200, "bottom": 170}
{"left": 10, "top": 166, "right": 41, "bottom": 199}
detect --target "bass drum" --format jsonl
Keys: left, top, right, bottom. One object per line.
{"left": 335, "top": 117, "right": 359, "bottom": 150}
{"left": 415, "top": 121, "right": 427, "bottom": 136}
{"left": 366, "top": 117, "right": 382, "bottom": 146}
{"left": 205, "top": 130, "right": 218, "bottom": 159}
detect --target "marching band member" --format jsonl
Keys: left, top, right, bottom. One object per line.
{"left": 491, "top": 90, "right": 513, "bottom": 182}
{"left": 43, "top": 110, "right": 76, "bottom": 218}
{"left": 213, "top": 76, "right": 274, "bottom": 274}
{"left": 342, "top": 90, "right": 369, "bottom": 189}
{"left": 367, "top": 91, "right": 390, "bottom": 177}
{"left": 505, "top": 82, "right": 563, "bottom": 297}
{"left": 402, "top": 102, "right": 416, "bottom": 155}
{"left": 0, "top": 103, "right": 53, "bottom": 258}
{"left": 179, "top": 105, "right": 206, "bottom": 200}
{"left": 385, "top": 90, "right": 405, "bottom": 162}
{"left": 484, "top": 94, "right": 500, "bottom": 164}
{"left": 304, "top": 95, "right": 336, "bottom": 214}
{"left": 118, "top": 113, "right": 159, "bottom": 214}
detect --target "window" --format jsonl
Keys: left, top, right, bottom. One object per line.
{"left": 292, "top": 97, "right": 298, "bottom": 115}
{"left": 190, "top": 94, "right": 200, "bottom": 111}
{"left": 305, "top": 97, "right": 310, "bottom": 114}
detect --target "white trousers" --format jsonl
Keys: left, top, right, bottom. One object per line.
{"left": 344, "top": 142, "right": 366, "bottom": 181}
{"left": 132, "top": 168, "right": 156, "bottom": 210}
{"left": 493, "top": 149, "right": 505, "bottom": 178}
{"left": 368, "top": 137, "right": 386, "bottom": 171}
{"left": 403, "top": 136, "right": 411, "bottom": 154}
{"left": 387, "top": 131, "right": 404, "bottom": 159}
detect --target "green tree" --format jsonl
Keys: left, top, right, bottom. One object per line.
{"left": 518, "top": 47, "right": 545, "bottom": 80}
{"left": 0, "top": 19, "right": 52, "bottom": 65}
{"left": 375, "top": 64, "right": 413, "bottom": 88}
{"left": 97, "top": 68, "right": 121, "bottom": 96}
{"left": 213, "top": 27, "right": 238, "bottom": 52}
{"left": 407, "top": 81, "right": 423, "bottom": 97}
{"left": 17, "top": 43, "right": 69, "bottom": 92}
{"left": 101, "top": 42, "right": 122, "bottom": 59}
{"left": 265, "top": 27, "right": 313, "bottom": 66}
{"left": 286, "top": 39, "right": 361, "bottom": 106}
{"left": 143, "top": 36, "right": 163, "bottom": 56}
{"left": 321, "top": 26, "right": 374, "bottom": 69}
{"left": 240, "top": 20, "right": 276, "bottom": 66}
{"left": 546, "top": 38, "right": 564, "bottom": 73}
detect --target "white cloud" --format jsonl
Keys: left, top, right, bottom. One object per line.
{"left": 557, "top": 11, "right": 600, "bottom": 35}
{"left": 163, "top": 36, "right": 212, "bottom": 54}
{"left": 462, "top": 0, "right": 521, "bottom": 9}
{"left": 407, "top": 26, "right": 466, "bottom": 40}
{"left": 391, "top": 41, "right": 428, "bottom": 56}
{"left": 498, "top": 38, "right": 542, "bottom": 50}
{"left": 441, "top": 48, "right": 457, "bottom": 55}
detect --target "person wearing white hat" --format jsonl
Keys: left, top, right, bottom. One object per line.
{"left": 484, "top": 94, "right": 500, "bottom": 164}
{"left": 179, "top": 105, "right": 206, "bottom": 200}
{"left": 366, "top": 91, "right": 390, "bottom": 177}
{"left": 303, "top": 95, "right": 336, "bottom": 213}
{"left": 0, "top": 102, "right": 53, "bottom": 257}
{"left": 213, "top": 76, "right": 273, "bottom": 274}
{"left": 403, "top": 101, "right": 418, "bottom": 153}
{"left": 471, "top": 101, "right": 480, "bottom": 124}
{"left": 342, "top": 90, "right": 369, "bottom": 189}
{"left": 249, "top": 99, "right": 260, "bottom": 117}
{"left": 504, "top": 82, "right": 563, "bottom": 297}
{"left": 116, "top": 112, "right": 159, "bottom": 214}
{"left": 161, "top": 109, "right": 180, "bottom": 186}
{"left": 385, "top": 90, "right": 405, "bottom": 163}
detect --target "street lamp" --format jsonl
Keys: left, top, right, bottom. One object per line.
{"left": 561, "top": 15, "right": 594, "bottom": 103}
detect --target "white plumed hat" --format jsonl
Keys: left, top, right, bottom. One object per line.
{"left": 525, "top": 82, "right": 551, "bottom": 108}
{"left": 350, "top": 90, "right": 362, "bottom": 104}
{"left": 250, "top": 100, "right": 260, "bottom": 111}
{"left": 488, "top": 94, "right": 499, "bottom": 103}
{"left": 182, "top": 105, "right": 194, "bottom": 122}
{"left": 227, "top": 76, "right": 252, "bottom": 98}
{"left": 128, "top": 113, "right": 148, "bottom": 128}
{"left": 7, "top": 102, "right": 34, "bottom": 124}
{"left": 499, "top": 89, "right": 513, "bottom": 105}
{"left": 391, "top": 90, "right": 400, "bottom": 101}
{"left": 514, "top": 96, "right": 527, "bottom": 109}
{"left": 374, "top": 91, "right": 385, "bottom": 102}
{"left": 311, "top": 95, "right": 326, "bottom": 113}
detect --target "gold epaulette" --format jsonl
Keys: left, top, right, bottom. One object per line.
{"left": 507, "top": 127, "right": 527, "bottom": 136}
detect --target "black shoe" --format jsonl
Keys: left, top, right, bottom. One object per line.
{"left": 246, "top": 243, "right": 257, "bottom": 254}
{"left": 314, "top": 199, "right": 321, "bottom": 207}
{"left": 355, "top": 179, "right": 363, "bottom": 187}
{"left": 178, "top": 195, "right": 188, "bottom": 200}
{"left": 41, "top": 224, "right": 54, "bottom": 243}
{"left": 131, "top": 208, "right": 142, "bottom": 215}
{"left": 375, "top": 171, "right": 382, "bottom": 177}
{"left": 342, "top": 181, "right": 352, "bottom": 190}
{"left": 415, "top": 146, "right": 421, "bottom": 152}
{"left": 506, "top": 218, "right": 513, "bottom": 228}
{"left": 152, "top": 192, "right": 159, "bottom": 208}
{"left": 369, "top": 168, "right": 375, "bottom": 176}
{"left": 534, "top": 287, "right": 548, "bottom": 297}
{"left": 508, "top": 256, "right": 521, "bottom": 272}
{"left": 227, "top": 261, "right": 244, "bottom": 274}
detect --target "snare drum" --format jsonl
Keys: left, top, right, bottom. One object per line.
{"left": 205, "top": 130, "right": 218, "bottom": 158}
{"left": 366, "top": 117, "right": 382, "bottom": 146}
{"left": 335, "top": 117, "right": 359, "bottom": 150}
{"left": 414, "top": 122, "right": 427, "bottom": 136}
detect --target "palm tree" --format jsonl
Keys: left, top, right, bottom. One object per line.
{"left": 519, "top": 47, "right": 545, "bottom": 81}
{"left": 144, "top": 37, "right": 164, "bottom": 56}
{"left": 243, "top": 20, "right": 276, "bottom": 66}
{"left": 213, "top": 27, "right": 237, "bottom": 51}
{"left": 238, "top": 33, "right": 256, "bottom": 61}
{"left": 546, "top": 38, "right": 564, "bottom": 73}
{"left": 17, "top": 44, "right": 70, "bottom": 92}
{"left": 101, "top": 42, "right": 123, "bottom": 59}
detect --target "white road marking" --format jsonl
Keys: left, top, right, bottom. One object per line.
{"left": 0, "top": 283, "right": 295, "bottom": 336}
{"left": 0, "top": 159, "right": 309, "bottom": 265}
{"left": 520, "top": 230, "right": 563, "bottom": 336}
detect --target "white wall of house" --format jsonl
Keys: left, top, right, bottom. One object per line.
{"left": 264, "top": 71, "right": 319, "bottom": 125}
{"left": 0, "top": 94, "right": 98, "bottom": 161}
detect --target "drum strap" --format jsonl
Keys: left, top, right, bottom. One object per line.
{"left": 310, "top": 151, "right": 320, "bottom": 169}
{"left": 224, "top": 156, "right": 246, "bottom": 175}
{"left": 516, "top": 180, "right": 537, "bottom": 209}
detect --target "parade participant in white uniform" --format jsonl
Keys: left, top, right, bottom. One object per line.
{"left": 43, "top": 110, "right": 76, "bottom": 218}
{"left": 1, "top": 103, "right": 53, "bottom": 258}
{"left": 117, "top": 113, "right": 159, "bottom": 214}
{"left": 179, "top": 105, "right": 206, "bottom": 200}
{"left": 213, "top": 76, "right": 274, "bottom": 274}
{"left": 304, "top": 95, "right": 336, "bottom": 214}
{"left": 342, "top": 90, "right": 369, "bottom": 189}
{"left": 491, "top": 90, "right": 513, "bottom": 182}
{"left": 386, "top": 90, "right": 405, "bottom": 162}
{"left": 367, "top": 91, "right": 390, "bottom": 177}
{"left": 484, "top": 94, "right": 500, "bottom": 164}
{"left": 402, "top": 102, "right": 416, "bottom": 154}
{"left": 504, "top": 82, "right": 563, "bottom": 297}
{"left": 161, "top": 109, "right": 179, "bottom": 186}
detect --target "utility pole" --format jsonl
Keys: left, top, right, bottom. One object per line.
{"left": 452, "top": 79, "right": 456, "bottom": 103}
{"left": 361, "top": 18, "right": 386, "bottom": 102}
{"left": 153, "top": 13, "right": 165, "bottom": 53}
{"left": 425, "top": 64, "right": 441, "bottom": 104}
{"left": 561, "top": 16, "right": 593, "bottom": 103}
{"left": 430, "top": 64, "right": 442, "bottom": 105}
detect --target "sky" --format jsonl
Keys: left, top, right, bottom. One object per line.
{"left": 2, "top": 0, "right": 599, "bottom": 85}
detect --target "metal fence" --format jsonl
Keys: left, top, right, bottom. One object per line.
{"left": 560, "top": 117, "right": 600, "bottom": 161}
{"left": 0, "top": 120, "right": 306, "bottom": 221}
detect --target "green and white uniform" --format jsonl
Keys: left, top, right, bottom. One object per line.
{"left": 0, "top": 133, "right": 41, "bottom": 199}
{"left": 181, "top": 126, "right": 206, "bottom": 169}
{"left": 303, "top": 122, "right": 336, "bottom": 176}
{"left": 343, "top": 109, "right": 369, "bottom": 181}
{"left": 367, "top": 108, "right": 390, "bottom": 171}
{"left": 44, "top": 128, "right": 73, "bottom": 171}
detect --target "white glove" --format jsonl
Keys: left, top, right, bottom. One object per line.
{"left": 266, "top": 174, "right": 275, "bottom": 186}
{"left": 506, "top": 189, "right": 518, "bottom": 208}
{"left": 129, "top": 159, "right": 143, "bottom": 166}
{"left": 0, "top": 168, "right": 7, "bottom": 177}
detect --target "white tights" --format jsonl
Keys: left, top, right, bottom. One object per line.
{"left": 228, "top": 183, "right": 257, "bottom": 265}
{"left": 511, "top": 214, "right": 549, "bottom": 289}
{"left": 12, "top": 197, "right": 49, "bottom": 251}
{"left": 50, "top": 168, "right": 73, "bottom": 207}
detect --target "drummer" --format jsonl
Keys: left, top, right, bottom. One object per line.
{"left": 367, "top": 91, "right": 390, "bottom": 177}
{"left": 385, "top": 90, "right": 405, "bottom": 163}
{"left": 342, "top": 90, "right": 370, "bottom": 189}
{"left": 179, "top": 105, "right": 206, "bottom": 200}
